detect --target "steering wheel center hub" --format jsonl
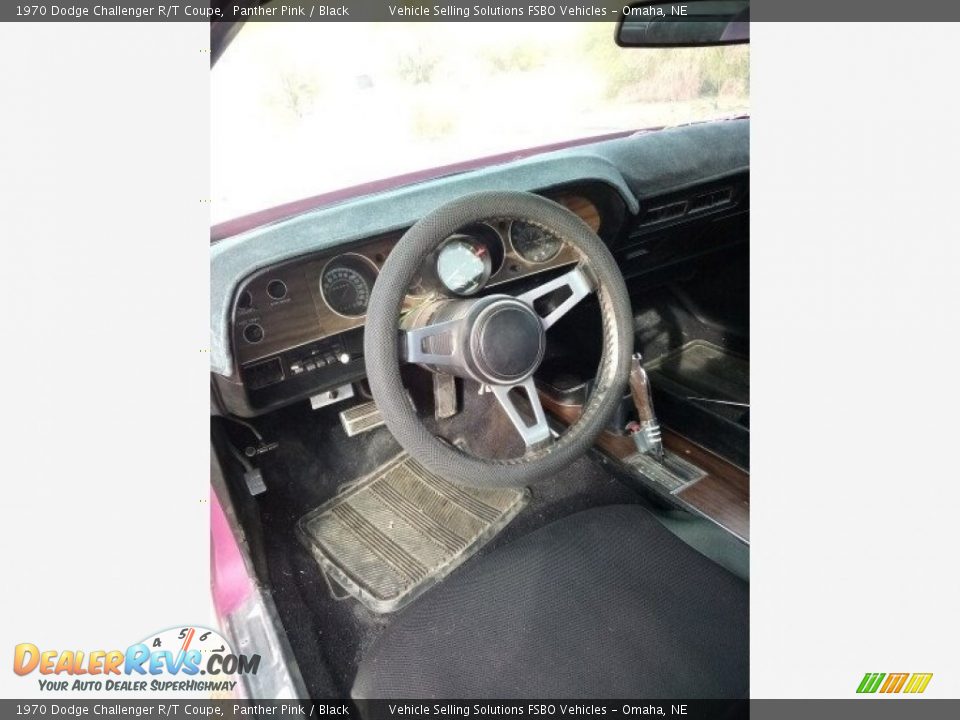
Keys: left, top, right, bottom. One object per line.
{"left": 470, "top": 298, "right": 545, "bottom": 385}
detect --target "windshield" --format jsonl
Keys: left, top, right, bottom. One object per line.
{"left": 212, "top": 22, "right": 749, "bottom": 224}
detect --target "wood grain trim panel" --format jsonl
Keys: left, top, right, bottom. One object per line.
{"left": 676, "top": 473, "right": 750, "bottom": 542}
{"left": 539, "top": 393, "right": 749, "bottom": 542}
{"left": 555, "top": 193, "right": 601, "bottom": 232}
{"left": 233, "top": 264, "right": 322, "bottom": 365}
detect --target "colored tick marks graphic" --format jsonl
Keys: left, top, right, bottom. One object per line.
{"left": 857, "top": 672, "right": 933, "bottom": 694}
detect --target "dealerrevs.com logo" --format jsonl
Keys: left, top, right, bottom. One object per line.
{"left": 13, "top": 626, "right": 259, "bottom": 694}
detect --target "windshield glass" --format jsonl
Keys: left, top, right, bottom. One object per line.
{"left": 212, "top": 22, "right": 749, "bottom": 224}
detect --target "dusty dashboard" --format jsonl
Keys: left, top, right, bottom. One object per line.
{"left": 218, "top": 185, "right": 626, "bottom": 416}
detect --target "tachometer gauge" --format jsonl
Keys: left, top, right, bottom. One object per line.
{"left": 436, "top": 235, "right": 492, "bottom": 295}
{"left": 510, "top": 221, "right": 563, "bottom": 264}
{"left": 321, "top": 254, "right": 378, "bottom": 317}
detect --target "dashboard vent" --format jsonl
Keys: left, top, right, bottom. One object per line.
{"left": 643, "top": 200, "right": 687, "bottom": 225}
{"left": 688, "top": 187, "right": 733, "bottom": 214}
{"left": 640, "top": 186, "right": 735, "bottom": 227}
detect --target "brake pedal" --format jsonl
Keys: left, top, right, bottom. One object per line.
{"left": 340, "top": 400, "right": 385, "bottom": 437}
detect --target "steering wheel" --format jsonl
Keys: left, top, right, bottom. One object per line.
{"left": 364, "top": 191, "right": 633, "bottom": 487}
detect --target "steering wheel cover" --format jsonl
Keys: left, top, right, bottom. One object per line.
{"left": 364, "top": 190, "right": 633, "bottom": 488}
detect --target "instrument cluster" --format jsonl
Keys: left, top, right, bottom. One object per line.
{"left": 315, "top": 216, "right": 576, "bottom": 317}
{"left": 231, "top": 192, "right": 604, "bottom": 371}
{"left": 432, "top": 221, "right": 565, "bottom": 296}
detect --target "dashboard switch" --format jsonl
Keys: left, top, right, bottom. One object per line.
{"left": 338, "top": 352, "right": 351, "bottom": 364}
{"left": 243, "top": 323, "right": 264, "bottom": 344}
{"left": 266, "top": 279, "right": 288, "bottom": 300}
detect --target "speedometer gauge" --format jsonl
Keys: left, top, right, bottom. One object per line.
{"left": 321, "top": 254, "right": 378, "bottom": 317}
{"left": 510, "top": 221, "right": 563, "bottom": 264}
{"left": 436, "top": 235, "right": 492, "bottom": 295}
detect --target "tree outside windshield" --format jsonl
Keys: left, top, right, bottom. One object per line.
{"left": 212, "top": 22, "right": 749, "bottom": 224}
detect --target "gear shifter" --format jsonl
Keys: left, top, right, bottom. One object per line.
{"left": 627, "top": 353, "right": 664, "bottom": 462}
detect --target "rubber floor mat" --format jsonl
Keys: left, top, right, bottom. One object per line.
{"left": 298, "top": 454, "right": 528, "bottom": 613}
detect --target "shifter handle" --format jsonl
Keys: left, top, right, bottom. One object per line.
{"left": 627, "top": 353, "right": 664, "bottom": 461}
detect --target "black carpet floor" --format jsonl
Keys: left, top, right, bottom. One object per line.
{"left": 225, "top": 385, "right": 644, "bottom": 697}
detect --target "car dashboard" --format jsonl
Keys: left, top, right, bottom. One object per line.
{"left": 210, "top": 119, "right": 751, "bottom": 418}
{"left": 225, "top": 186, "right": 625, "bottom": 414}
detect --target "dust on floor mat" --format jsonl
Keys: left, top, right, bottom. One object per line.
{"left": 297, "top": 453, "right": 528, "bottom": 613}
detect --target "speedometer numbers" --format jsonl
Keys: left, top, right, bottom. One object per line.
{"left": 321, "top": 254, "right": 378, "bottom": 317}
{"left": 509, "top": 221, "right": 564, "bottom": 264}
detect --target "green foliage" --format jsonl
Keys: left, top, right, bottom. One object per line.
{"left": 580, "top": 24, "right": 749, "bottom": 104}
{"left": 266, "top": 69, "right": 322, "bottom": 121}
{"left": 410, "top": 107, "right": 456, "bottom": 140}
{"left": 485, "top": 43, "right": 548, "bottom": 74}
{"left": 395, "top": 44, "right": 442, "bottom": 85}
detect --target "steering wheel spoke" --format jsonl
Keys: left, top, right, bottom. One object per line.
{"left": 401, "top": 318, "right": 463, "bottom": 369}
{"left": 517, "top": 265, "right": 594, "bottom": 330}
{"left": 490, "top": 378, "right": 552, "bottom": 448}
